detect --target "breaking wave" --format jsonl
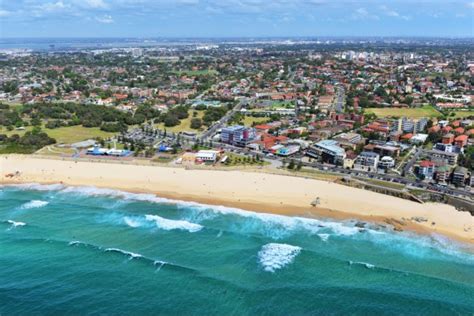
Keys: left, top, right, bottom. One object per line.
{"left": 4, "top": 183, "right": 474, "bottom": 262}
{"left": 349, "top": 261, "right": 376, "bottom": 270}
{"left": 144, "top": 215, "right": 203, "bottom": 233}
{"left": 258, "top": 243, "right": 302, "bottom": 273}
{"left": 6, "top": 220, "right": 26, "bottom": 227}
{"left": 104, "top": 248, "right": 143, "bottom": 259}
{"left": 20, "top": 200, "right": 49, "bottom": 209}
{"left": 119, "top": 214, "right": 203, "bottom": 233}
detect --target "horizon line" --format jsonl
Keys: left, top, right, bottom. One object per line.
{"left": 1, "top": 36, "right": 473, "bottom": 40}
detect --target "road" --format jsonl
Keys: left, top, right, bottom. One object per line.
{"left": 402, "top": 147, "right": 423, "bottom": 176}
{"left": 334, "top": 85, "right": 345, "bottom": 113}
{"left": 203, "top": 140, "right": 473, "bottom": 200}
{"left": 200, "top": 97, "right": 249, "bottom": 140}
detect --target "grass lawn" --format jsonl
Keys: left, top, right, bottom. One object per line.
{"left": 172, "top": 69, "right": 218, "bottom": 76}
{"left": 270, "top": 101, "right": 295, "bottom": 108}
{"left": 242, "top": 116, "right": 270, "bottom": 127}
{"left": 449, "top": 111, "right": 474, "bottom": 119}
{"left": 290, "top": 168, "right": 341, "bottom": 181}
{"left": 0, "top": 125, "right": 115, "bottom": 144}
{"left": 155, "top": 110, "right": 205, "bottom": 133}
{"left": 3, "top": 102, "right": 23, "bottom": 109}
{"left": 362, "top": 178, "right": 405, "bottom": 190}
{"left": 223, "top": 152, "right": 269, "bottom": 166}
{"left": 366, "top": 105, "right": 441, "bottom": 118}
{"left": 46, "top": 126, "right": 115, "bottom": 144}
{"left": 36, "top": 146, "right": 77, "bottom": 156}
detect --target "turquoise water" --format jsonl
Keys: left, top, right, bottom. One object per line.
{"left": 1, "top": 184, "right": 473, "bottom": 315}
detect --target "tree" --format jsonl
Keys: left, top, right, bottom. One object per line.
{"left": 287, "top": 160, "right": 295, "bottom": 170}
{"left": 296, "top": 161, "right": 303, "bottom": 170}
{"left": 190, "top": 118, "right": 202, "bottom": 129}
{"left": 164, "top": 114, "right": 180, "bottom": 127}
{"left": 30, "top": 117, "right": 41, "bottom": 127}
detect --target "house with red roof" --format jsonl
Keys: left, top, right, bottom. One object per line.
{"left": 401, "top": 133, "right": 413, "bottom": 141}
{"left": 442, "top": 126, "right": 453, "bottom": 133}
{"left": 428, "top": 125, "right": 441, "bottom": 133}
{"left": 454, "top": 135, "right": 468, "bottom": 147}
{"left": 254, "top": 124, "right": 272, "bottom": 133}
{"left": 442, "top": 133, "right": 455, "bottom": 144}
{"left": 416, "top": 160, "right": 435, "bottom": 179}
{"left": 453, "top": 127, "right": 465, "bottom": 135}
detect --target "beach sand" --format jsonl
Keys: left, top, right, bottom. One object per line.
{"left": 1, "top": 155, "right": 473, "bottom": 244}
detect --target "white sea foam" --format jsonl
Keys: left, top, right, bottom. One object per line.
{"left": 318, "top": 233, "right": 330, "bottom": 242}
{"left": 105, "top": 248, "right": 143, "bottom": 259}
{"left": 7, "top": 183, "right": 474, "bottom": 261}
{"left": 258, "top": 243, "right": 301, "bottom": 273}
{"left": 123, "top": 217, "right": 143, "bottom": 228}
{"left": 145, "top": 214, "right": 203, "bottom": 233}
{"left": 6, "top": 184, "right": 366, "bottom": 236}
{"left": 153, "top": 260, "right": 167, "bottom": 272}
{"left": 349, "top": 261, "right": 375, "bottom": 269}
{"left": 6, "top": 183, "right": 65, "bottom": 191}
{"left": 20, "top": 200, "right": 49, "bottom": 209}
{"left": 68, "top": 240, "right": 83, "bottom": 246}
{"left": 7, "top": 220, "right": 26, "bottom": 227}
{"left": 60, "top": 186, "right": 173, "bottom": 204}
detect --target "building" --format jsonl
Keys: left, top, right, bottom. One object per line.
{"left": 354, "top": 151, "right": 380, "bottom": 171}
{"left": 398, "top": 118, "right": 428, "bottom": 133}
{"left": 221, "top": 125, "right": 257, "bottom": 147}
{"left": 379, "top": 156, "right": 395, "bottom": 169}
{"left": 343, "top": 151, "right": 358, "bottom": 169}
{"left": 195, "top": 150, "right": 219, "bottom": 163}
{"left": 427, "top": 149, "right": 458, "bottom": 166}
{"left": 409, "top": 133, "right": 428, "bottom": 145}
{"left": 333, "top": 132, "right": 362, "bottom": 144}
{"left": 307, "top": 140, "right": 346, "bottom": 165}
{"left": 454, "top": 135, "right": 468, "bottom": 148}
{"left": 274, "top": 145, "right": 300, "bottom": 157}
{"left": 86, "top": 145, "right": 129, "bottom": 157}
{"left": 434, "top": 143, "right": 461, "bottom": 153}
{"left": 452, "top": 167, "right": 468, "bottom": 187}
{"left": 442, "top": 133, "right": 455, "bottom": 144}
{"left": 435, "top": 165, "right": 451, "bottom": 184}
{"left": 364, "top": 143, "right": 401, "bottom": 157}
{"left": 416, "top": 160, "right": 436, "bottom": 180}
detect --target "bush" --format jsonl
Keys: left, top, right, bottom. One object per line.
{"left": 190, "top": 118, "right": 202, "bottom": 129}
{"left": 45, "top": 120, "right": 64, "bottom": 129}
{"left": 164, "top": 114, "right": 180, "bottom": 127}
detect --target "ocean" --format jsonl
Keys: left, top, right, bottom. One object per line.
{"left": 1, "top": 184, "right": 473, "bottom": 315}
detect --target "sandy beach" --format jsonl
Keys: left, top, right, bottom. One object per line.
{"left": 1, "top": 154, "right": 473, "bottom": 244}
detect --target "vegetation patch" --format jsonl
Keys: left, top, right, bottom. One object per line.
{"left": 365, "top": 105, "right": 441, "bottom": 118}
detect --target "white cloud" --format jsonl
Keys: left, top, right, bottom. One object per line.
{"left": 379, "top": 5, "right": 411, "bottom": 20}
{"left": 466, "top": 2, "right": 474, "bottom": 8}
{"left": 83, "top": 0, "right": 109, "bottom": 9}
{"left": 95, "top": 14, "right": 114, "bottom": 23}
{"left": 352, "top": 8, "right": 379, "bottom": 20}
{"left": 39, "top": 1, "right": 68, "bottom": 12}
{"left": 0, "top": 9, "right": 12, "bottom": 17}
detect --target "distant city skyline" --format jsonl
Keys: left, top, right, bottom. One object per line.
{"left": 0, "top": 0, "right": 473, "bottom": 38}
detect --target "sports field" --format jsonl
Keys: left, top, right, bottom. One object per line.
{"left": 365, "top": 105, "right": 441, "bottom": 118}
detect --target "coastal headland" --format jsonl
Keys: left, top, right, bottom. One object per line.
{"left": 1, "top": 155, "right": 473, "bottom": 245}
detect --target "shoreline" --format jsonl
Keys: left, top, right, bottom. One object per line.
{"left": 1, "top": 154, "right": 473, "bottom": 245}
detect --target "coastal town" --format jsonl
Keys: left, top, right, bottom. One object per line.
{"left": 1, "top": 0, "right": 474, "bottom": 311}
{"left": 1, "top": 39, "right": 473, "bottom": 210}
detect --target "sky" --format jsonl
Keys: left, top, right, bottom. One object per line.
{"left": 0, "top": 0, "right": 473, "bottom": 38}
